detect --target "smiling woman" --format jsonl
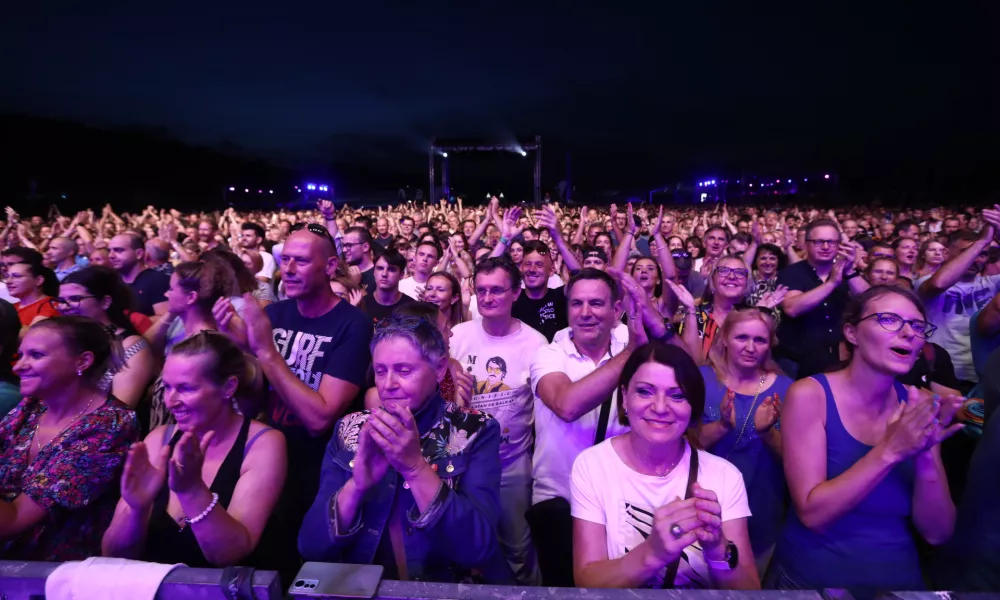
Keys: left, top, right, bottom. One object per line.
{"left": 571, "top": 341, "right": 760, "bottom": 590}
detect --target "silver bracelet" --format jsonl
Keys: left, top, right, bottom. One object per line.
{"left": 183, "top": 492, "right": 219, "bottom": 527}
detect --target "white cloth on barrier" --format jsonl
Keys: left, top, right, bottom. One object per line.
{"left": 45, "top": 556, "right": 184, "bottom": 600}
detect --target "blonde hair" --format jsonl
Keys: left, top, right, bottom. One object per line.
{"left": 707, "top": 308, "right": 782, "bottom": 380}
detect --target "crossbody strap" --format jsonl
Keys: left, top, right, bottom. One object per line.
{"left": 662, "top": 445, "right": 699, "bottom": 588}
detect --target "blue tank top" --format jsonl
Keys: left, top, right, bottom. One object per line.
{"left": 774, "top": 374, "right": 924, "bottom": 596}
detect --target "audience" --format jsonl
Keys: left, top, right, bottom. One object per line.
{"left": 0, "top": 198, "right": 996, "bottom": 593}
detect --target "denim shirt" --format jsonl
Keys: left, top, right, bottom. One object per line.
{"left": 298, "top": 395, "right": 513, "bottom": 583}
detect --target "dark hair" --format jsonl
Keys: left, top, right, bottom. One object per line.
{"left": 685, "top": 236, "right": 704, "bottom": 257}
{"left": 841, "top": 285, "right": 926, "bottom": 356}
{"left": 400, "top": 216, "right": 415, "bottom": 226}
{"left": 394, "top": 301, "right": 441, "bottom": 323}
{"left": 170, "top": 330, "right": 263, "bottom": 416}
{"left": 893, "top": 219, "right": 919, "bottom": 238}
{"left": 804, "top": 218, "right": 839, "bottom": 239}
{"left": 426, "top": 271, "right": 464, "bottom": 328}
{"left": 240, "top": 222, "right": 266, "bottom": 240}
{"left": 521, "top": 240, "right": 551, "bottom": 259}
{"left": 947, "top": 229, "right": 978, "bottom": 247}
{"left": 616, "top": 342, "right": 705, "bottom": 434}
{"left": 376, "top": 249, "right": 407, "bottom": 272}
{"left": 566, "top": 268, "right": 620, "bottom": 303}
{"left": 344, "top": 226, "right": 373, "bottom": 244}
{"left": 202, "top": 249, "right": 258, "bottom": 295}
{"left": 751, "top": 243, "right": 788, "bottom": 271}
{"left": 1, "top": 247, "right": 43, "bottom": 266}
{"left": 173, "top": 260, "right": 239, "bottom": 313}
{"left": 891, "top": 237, "right": 918, "bottom": 250}
{"left": 16, "top": 261, "right": 59, "bottom": 297}
{"left": 0, "top": 300, "right": 19, "bottom": 383}
{"left": 31, "top": 316, "right": 123, "bottom": 388}
{"left": 474, "top": 255, "right": 522, "bottom": 290}
{"left": 704, "top": 225, "right": 731, "bottom": 241}
{"left": 354, "top": 215, "right": 373, "bottom": 230}
{"left": 62, "top": 266, "right": 138, "bottom": 335}
{"left": 115, "top": 231, "right": 146, "bottom": 251}
{"left": 732, "top": 232, "right": 753, "bottom": 245}
{"left": 630, "top": 256, "right": 663, "bottom": 298}
{"left": 416, "top": 240, "right": 442, "bottom": 260}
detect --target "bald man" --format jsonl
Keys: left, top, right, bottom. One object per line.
{"left": 46, "top": 237, "right": 82, "bottom": 281}
{"left": 226, "top": 225, "right": 372, "bottom": 550}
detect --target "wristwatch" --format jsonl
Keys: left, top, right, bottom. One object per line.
{"left": 845, "top": 270, "right": 861, "bottom": 280}
{"left": 706, "top": 541, "right": 739, "bottom": 571}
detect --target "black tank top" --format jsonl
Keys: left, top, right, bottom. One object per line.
{"left": 142, "top": 418, "right": 252, "bottom": 567}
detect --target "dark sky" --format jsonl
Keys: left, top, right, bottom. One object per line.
{"left": 2, "top": 2, "right": 996, "bottom": 191}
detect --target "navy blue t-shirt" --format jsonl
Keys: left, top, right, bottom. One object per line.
{"left": 128, "top": 268, "right": 170, "bottom": 316}
{"left": 264, "top": 298, "right": 373, "bottom": 510}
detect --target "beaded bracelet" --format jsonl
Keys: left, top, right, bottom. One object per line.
{"left": 183, "top": 492, "right": 219, "bottom": 529}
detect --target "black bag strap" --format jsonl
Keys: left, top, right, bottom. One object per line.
{"left": 662, "top": 444, "right": 699, "bottom": 589}
{"left": 220, "top": 566, "right": 256, "bottom": 600}
{"left": 594, "top": 391, "right": 615, "bottom": 445}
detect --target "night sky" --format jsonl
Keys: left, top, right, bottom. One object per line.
{"left": 2, "top": 2, "right": 996, "bottom": 196}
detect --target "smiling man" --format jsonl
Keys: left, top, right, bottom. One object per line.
{"left": 513, "top": 241, "right": 567, "bottom": 342}
{"left": 450, "top": 256, "right": 547, "bottom": 586}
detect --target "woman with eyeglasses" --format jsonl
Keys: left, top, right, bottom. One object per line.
{"left": 770, "top": 286, "right": 963, "bottom": 597}
{"left": 58, "top": 266, "right": 156, "bottom": 408}
{"left": 671, "top": 257, "right": 787, "bottom": 363}
{"left": 299, "top": 314, "right": 511, "bottom": 583}
{"left": 0, "top": 317, "right": 138, "bottom": 560}
{"left": 698, "top": 309, "right": 792, "bottom": 575}
{"left": 572, "top": 342, "right": 759, "bottom": 589}
{"left": 102, "top": 331, "right": 284, "bottom": 568}
{"left": 7, "top": 262, "right": 60, "bottom": 333}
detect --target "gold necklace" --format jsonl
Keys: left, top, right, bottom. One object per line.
{"left": 34, "top": 395, "right": 99, "bottom": 452}
{"left": 632, "top": 437, "right": 684, "bottom": 478}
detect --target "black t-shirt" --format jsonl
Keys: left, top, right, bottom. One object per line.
{"left": 512, "top": 286, "right": 567, "bottom": 342}
{"left": 359, "top": 267, "right": 377, "bottom": 294}
{"left": 898, "top": 343, "right": 962, "bottom": 392}
{"left": 359, "top": 292, "right": 416, "bottom": 326}
{"left": 371, "top": 235, "right": 393, "bottom": 251}
{"left": 128, "top": 268, "right": 170, "bottom": 316}
{"left": 775, "top": 261, "right": 851, "bottom": 378}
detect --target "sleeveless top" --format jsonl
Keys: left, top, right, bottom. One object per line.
{"left": 774, "top": 374, "right": 923, "bottom": 596}
{"left": 141, "top": 418, "right": 271, "bottom": 567}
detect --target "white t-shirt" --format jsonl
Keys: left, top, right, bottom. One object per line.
{"left": 529, "top": 330, "right": 631, "bottom": 505}
{"left": 257, "top": 251, "right": 277, "bottom": 281}
{"left": 398, "top": 276, "right": 427, "bottom": 301}
{"left": 571, "top": 440, "right": 751, "bottom": 589}
{"left": 450, "top": 320, "right": 547, "bottom": 468}
{"left": 915, "top": 274, "right": 1000, "bottom": 382}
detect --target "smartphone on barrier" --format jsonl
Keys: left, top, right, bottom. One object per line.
{"left": 288, "top": 562, "right": 384, "bottom": 598}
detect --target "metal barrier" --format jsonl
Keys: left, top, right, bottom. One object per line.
{"left": 0, "top": 560, "right": 282, "bottom": 600}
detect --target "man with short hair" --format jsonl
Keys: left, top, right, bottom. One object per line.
{"left": 527, "top": 268, "right": 636, "bottom": 586}
{"left": 241, "top": 222, "right": 277, "bottom": 281}
{"left": 341, "top": 226, "right": 376, "bottom": 292}
{"left": 777, "top": 218, "right": 870, "bottom": 378}
{"left": 371, "top": 217, "right": 394, "bottom": 251}
{"left": 513, "top": 241, "right": 567, "bottom": 342}
{"left": 144, "top": 238, "right": 174, "bottom": 276}
{"left": 222, "top": 224, "right": 373, "bottom": 560}
{"left": 198, "top": 219, "right": 222, "bottom": 250}
{"left": 450, "top": 256, "right": 548, "bottom": 585}
{"left": 358, "top": 250, "right": 414, "bottom": 324}
{"left": 943, "top": 218, "right": 962, "bottom": 236}
{"left": 398, "top": 240, "right": 440, "bottom": 300}
{"left": 399, "top": 216, "right": 417, "bottom": 242}
{"left": 108, "top": 232, "right": 169, "bottom": 316}
{"left": 695, "top": 225, "right": 730, "bottom": 273}
{"left": 46, "top": 237, "right": 82, "bottom": 281}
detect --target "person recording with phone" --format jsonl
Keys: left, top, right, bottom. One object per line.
{"left": 298, "top": 315, "right": 512, "bottom": 583}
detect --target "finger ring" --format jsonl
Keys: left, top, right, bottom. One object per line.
{"left": 670, "top": 523, "right": 684, "bottom": 539}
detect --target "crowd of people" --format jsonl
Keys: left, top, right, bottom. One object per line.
{"left": 0, "top": 195, "right": 997, "bottom": 596}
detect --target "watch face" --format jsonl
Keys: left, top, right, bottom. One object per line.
{"left": 726, "top": 541, "right": 739, "bottom": 568}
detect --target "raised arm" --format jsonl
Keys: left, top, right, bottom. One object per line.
{"left": 919, "top": 216, "right": 996, "bottom": 301}
{"left": 535, "top": 205, "right": 581, "bottom": 273}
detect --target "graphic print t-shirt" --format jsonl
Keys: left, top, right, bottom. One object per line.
{"left": 449, "top": 320, "right": 547, "bottom": 468}
{"left": 512, "top": 286, "right": 567, "bottom": 342}
{"left": 265, "top": 299, "right": 373, "bottom": 484}
{"left": 571, "top": 441, "right": 751, "bottom": 589}
{"left": 915, "top": 274, "right": 1000, "bottom": 382}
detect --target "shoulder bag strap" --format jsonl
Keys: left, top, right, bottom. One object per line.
{"left": 662, "top": 445, "right": 699, "bottom": 589}
{"left": 593, "top": 391, "right": 615, "bottom": 445}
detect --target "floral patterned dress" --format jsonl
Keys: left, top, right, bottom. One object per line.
{"left": 0, "top": 396, "right": 138, "bottom": 561}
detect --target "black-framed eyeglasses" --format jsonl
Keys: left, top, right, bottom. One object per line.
{"left": 858, "top": 312, "right": 937, "bottom": 339}
{"left": 806, "top": 239, "right": 839, "bottom": 248}
{"left": 51, "top": 295, "right": 97, "bottom": 308}
{"left": 715, "top": 266, "right": 749, "bottom": 279}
